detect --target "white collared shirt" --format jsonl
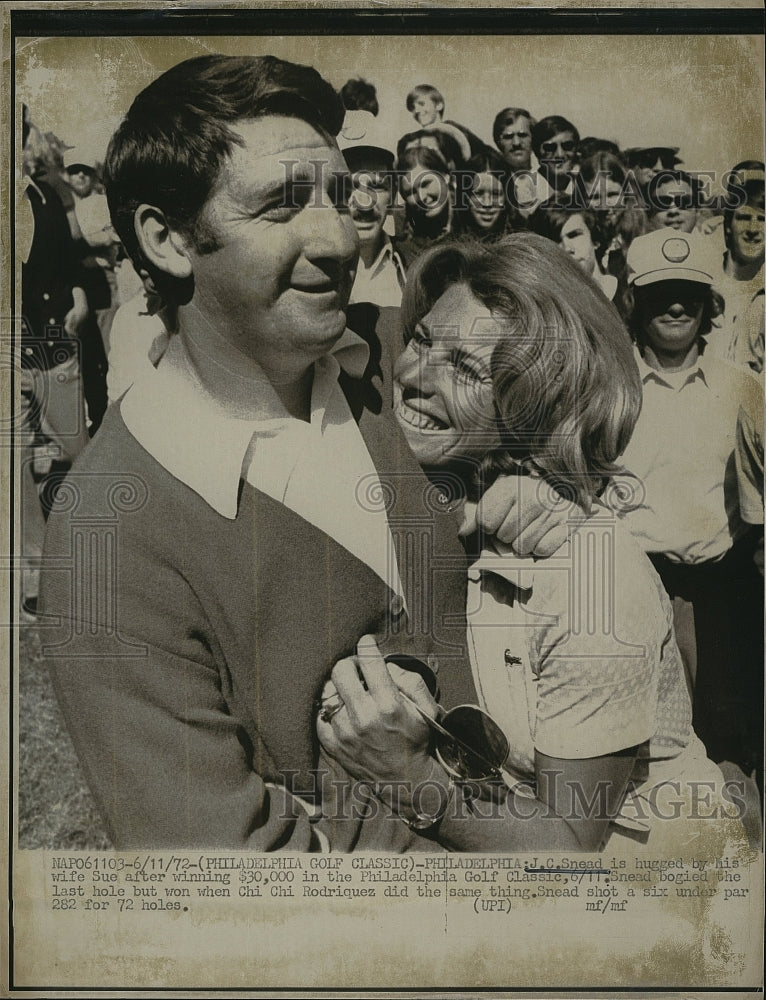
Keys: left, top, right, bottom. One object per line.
{"left": 348, "top": 236, "right": 406, "bottom": 308}
{"left": 120, "top": 330, "right": 406, "bottom": 601}
{"left": 614, "top": 349, "right": 763, "bottom": 563}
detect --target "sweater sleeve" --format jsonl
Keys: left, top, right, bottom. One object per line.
{"left": 40, "top": 514, "right": 320, "bottom": 852}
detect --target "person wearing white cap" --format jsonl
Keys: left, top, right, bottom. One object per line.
{"left": 615, "top": 227, "right": 763, "bottom": 800}
{"left": 340, "top": 137, "right": 406, "bottom": 309}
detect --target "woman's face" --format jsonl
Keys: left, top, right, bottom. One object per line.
{"left": 559, "top": 214, "right": 598, "bottom": 276}
{"left": 468, "top": 172, "right": 506, "bottom": 232}
{"left": 394, "top": 282, "right": 502, "bottom": 468}
{"left": 400, "top": 166, "right": 451, "bottom": 220}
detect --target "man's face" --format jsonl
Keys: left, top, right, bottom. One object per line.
{"left": 347, "top": 170, "right": 392, "bottom": 252}
{"left": 412, "top": 95, "right": 443, "bottom": 128}
{"left": 638, "top": 279, "right": 706, "bottom": 358}
{"left": 67, "top": 167, "right": 96, "bottom": 198}
{"left": 537, "top": 130, "right": 577, "bottom": 183}
{"left": 558, "top": 214, "right": 598, "bottom": 277}
{"left": 497, "top": 116, "right": 532, "bottom": 172}
{"left": 184, "top": 117, "right": 358, "bottom": 379}
{"left": 651, "top": 179, "right": 697, "bottom": 233}
{"left": 727, "top": 201, "right": 765, "bottom": 268}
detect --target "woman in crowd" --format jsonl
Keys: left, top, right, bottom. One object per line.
{"left": 577, "top": 151, "right": 649, "bottom": 284}
{"left": 394, "top": 144, "right": 454, "bottom": 269}
{"left": 318, "top": 234, "right": 739, "bottom": 852}
{"left": 453, "top": 148, "right": 517, "bottom": 241}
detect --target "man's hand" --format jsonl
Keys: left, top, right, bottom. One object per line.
{"left": 317, "top": 636, "right": 438, "bottom": 808}
{"left": 460, "top": 473, "right": 586, "bottom": 558}
{"left": 64, "top": 287, "right": 89, "bottom": 337}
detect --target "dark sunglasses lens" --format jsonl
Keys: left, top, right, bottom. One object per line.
{"left": 437, "top": 706, "right": 509, "bottom": 780}
{"left": 383, "top": 654, "right": 438, "bottom": 698}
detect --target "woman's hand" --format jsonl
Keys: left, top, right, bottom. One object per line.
{"left": 317, "top": 636, "right": 442, "bottom": 813}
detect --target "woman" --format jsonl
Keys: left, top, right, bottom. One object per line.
{"left": 394, "top": 144, "right": 453, "bottom": 269}
{"left": 453, "top": 148, "right": 516, "bottom": 241}
{"left": 577, "top": 151, "right": 648, "bottom": 284}
{"left": 532, "top": 200, "right": 618, "bottom": 300}
{"left": 319, "top": 234, "right": 738, "bottom": 852}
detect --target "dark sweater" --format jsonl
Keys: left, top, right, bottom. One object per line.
{"left": 41, "top": 376, "right": 476, "bottom": 850}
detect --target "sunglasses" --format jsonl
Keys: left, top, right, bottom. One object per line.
{"left": 656, "top": 194, "right": 696, "bottom": 211}
{"left": 318, "top": 653, "right": 510, "bottom": 782}
{"left": 540, "top": 140, "right": 576, "bottom": 156}
{"left": 635, "top": 153, "right": 677, "bottom": 169}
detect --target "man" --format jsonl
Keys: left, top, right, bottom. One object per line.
{"left": 618, "top": 228, "right": 763, "bottom": 789}
{"left": 63, "top": 148, "right": 114, "bottom": 430}
{"left": 492, "top": 106, "right": 535, "bottom": 174}
{"left": 647, "top": 169, "right": 704, "bottom": 234}
{"left": 404, "top": 83, "right": 484, "bottom": 161}
{"left": 41, "top": 55, "right": 570, "bottom": 850}
{"left": 531, "top": 115, "right": 578, "bottom": 196}
{"left": 20, "top": 108, "right": 90, "bottom": 616}
{"left": 624, "top": 146, "right": 683, "bottom": 188}
{"left": 492, "top": 107, "right": 539, "bottom": 218}
{"left": 342, "top": 142, "right": 406, "bottom": 308}
{"left": 706, "top": 161, "right": 764, "bottom": 374}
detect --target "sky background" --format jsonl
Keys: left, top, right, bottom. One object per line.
{"left": 16, "top": 32, "right": 765, "bottom": 195}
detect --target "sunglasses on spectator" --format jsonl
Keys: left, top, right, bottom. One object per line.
{"left": 540, "top": 140, "right": 576, "bottom": 156}
{"left": 317, "top": 653, "right": 510, "bottom": 782}
{"left": 655, "top": 194, "right": 696, "bottom": 210}
{"left": 636, "top": 152, "right": 677, "bottom": 169}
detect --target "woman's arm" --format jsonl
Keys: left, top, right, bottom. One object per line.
{"left": 318, "top": 638, "right": 638, "bottom": 851}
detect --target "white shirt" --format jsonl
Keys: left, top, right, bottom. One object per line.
{"left": 348, "top": 236, "right": 406, "bottom": 308}
{"left": 615, "top": 350, "right": 763, "bottom": 563}
{"left": 705, "top": 254, "right": 764, "bottom": 371}
{"left": 120, "top": 330, "right": 405, "bottom": 602}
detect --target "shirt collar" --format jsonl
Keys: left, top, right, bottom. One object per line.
{"left": 635, "top": 346, "right": 709, "bottom": 391}
{"left": 121, "top": 328, "right": 370, "bottom": 519}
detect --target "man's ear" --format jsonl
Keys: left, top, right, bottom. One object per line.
{"left": 134, "top": 204, "right": 193, "bottom": 280}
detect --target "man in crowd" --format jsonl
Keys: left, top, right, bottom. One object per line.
{"left": 492, "top": 106, "right": 538, "bottom": 218}
{"left": 493, "top": 107, "right": 535, "bottom": 175}
{"left": 646, "top": 168, "right": 704, "bottom": 234}
{"left": 405, "top": 83, "right": 484, "bottom": 160}
{"left": 342, "top": 141, "right": 406, "bottom": 308}
{"left": 707, "top": 161, "right": 764, "bottom": 374}
{"left": 531, "top": 114, "right": 579, "bottom": 198}
{"left": 618, "top": 228, "right": 763, "bottom": 793}
{"left": 20, "top": 107, "right": 90, "bottom": 616}
{"left": 41, "top": 54, "right": 570, "bottom": 850}
{"left": 624, "top": 145, "right": 683, "bottom": 188}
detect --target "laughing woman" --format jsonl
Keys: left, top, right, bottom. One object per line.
{"left": 318, "top": 233, "right": 739, "bottom": 852}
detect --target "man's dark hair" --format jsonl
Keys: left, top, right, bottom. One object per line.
{"left": 340, "top": 77, "right": 379, "bottom": 116}
{"left": 105, "top": 54, "right": 345, "bottom": 276}
{"left": 491, "top": 107, "right": 535, "bottom": 147}
{"left": 531, "top": 115, "right": 580, "bottom": 157}
{"left": 530, "top": 199, "right": 609, "bottom": 256}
